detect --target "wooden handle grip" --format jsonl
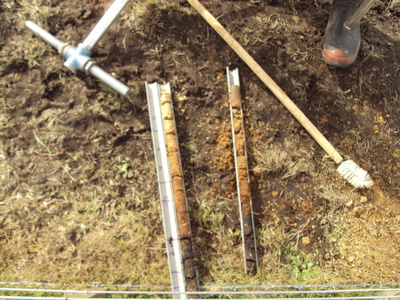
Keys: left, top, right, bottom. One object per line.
{"left": 187, "top": 0, "right": 344, "bottom": 164}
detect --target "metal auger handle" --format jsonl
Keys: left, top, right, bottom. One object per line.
{"left": 81, "top": 0, "right": 130, "bottom": 52}
{"left": 25, "top": 20, "right": 66, "bottom": 53}
{"left": 344, "top": 0, "right": 377, "bottom": 30}
{"left": 85, "top": 61, "right": 130, "bottom": 96}
{"left": 25, "top": 21, "right": 129, "bottom": 96}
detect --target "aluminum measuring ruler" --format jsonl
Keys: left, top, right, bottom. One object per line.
{"left": 227, "top": 67, "right": 259, "bottom": 273}
{"left": 145, "top": 83, "right": 187, "bottom": 299}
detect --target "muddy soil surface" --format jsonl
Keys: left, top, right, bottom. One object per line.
{"left": 1, "top": 0, "right": 399, "bottom": 287}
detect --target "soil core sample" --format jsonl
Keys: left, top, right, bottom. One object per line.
{"left": 229, "top": 85, "right": 258, "bottom": 274}
{"left": 160, "top": 90, "right": 198, "bottom": 292}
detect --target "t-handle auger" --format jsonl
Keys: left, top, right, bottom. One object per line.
{"left": 26, "top": 0, "right": 130, "bottom": 96}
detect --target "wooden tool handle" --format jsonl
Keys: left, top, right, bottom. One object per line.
{"left": 187, "top": 0, "right": 344, "bottom": 164}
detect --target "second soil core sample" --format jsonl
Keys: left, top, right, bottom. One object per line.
{"left": 229, "top": 85, "right": 258, "bottom": 274}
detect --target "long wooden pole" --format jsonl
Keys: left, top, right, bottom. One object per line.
{"left": 187, "top": 0, "right": 344, "bottom": 164}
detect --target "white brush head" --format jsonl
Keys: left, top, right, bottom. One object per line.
{"left": 337, "top": 160, "right": 373, "bottom": 188}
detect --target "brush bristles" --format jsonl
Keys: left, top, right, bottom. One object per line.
{"left": 337, "top": 160, "right": 373, "bottom": 188}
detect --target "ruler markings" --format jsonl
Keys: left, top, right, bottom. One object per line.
{"left": 145, "top": 82, "right": 187, "bottom": 299}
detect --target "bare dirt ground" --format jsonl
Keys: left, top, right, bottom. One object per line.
{"left": 1, "top": 0, "right": 400, "bottom": 290}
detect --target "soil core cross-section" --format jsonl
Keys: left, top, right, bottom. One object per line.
{"left": 229, "top": 84, "right": 258, "bottom": 274}
{"left": 160, "top": 90, "right": 198, "bottom": 292}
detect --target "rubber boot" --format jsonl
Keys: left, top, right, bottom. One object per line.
{"left": 323, "top": 0, "right": 361, "bottom": 67}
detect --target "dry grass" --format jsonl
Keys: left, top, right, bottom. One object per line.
{"left": 253, "top": 136, "right": 316, "bottom": 179}
{"left": 0, "top": 140, "right": 167, "bottom": 284}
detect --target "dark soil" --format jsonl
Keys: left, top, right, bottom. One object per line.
{"left": 1, "top": 0, "right": 399, "bottom": 287}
